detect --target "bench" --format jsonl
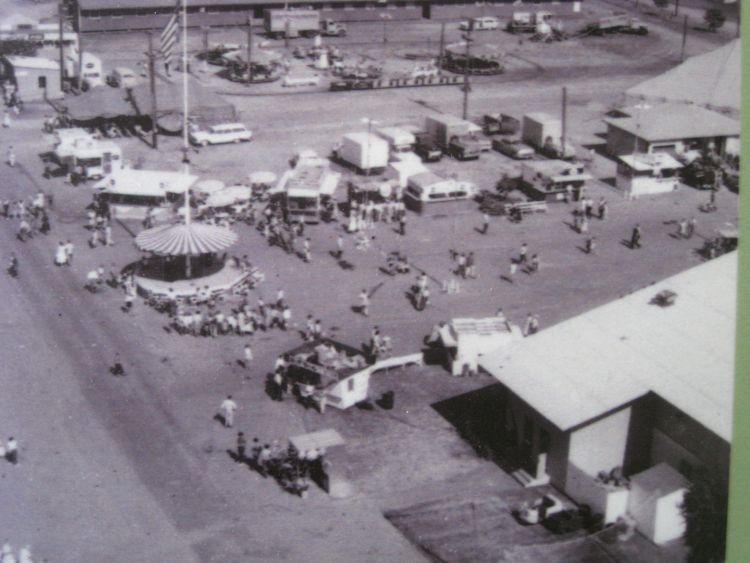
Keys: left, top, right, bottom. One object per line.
{"left": 504, "top": 201, "right": 548, "bottom": 215}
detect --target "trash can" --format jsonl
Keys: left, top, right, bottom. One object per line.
{"left": 379, "top": 390, "right": 395, "bottom": 410}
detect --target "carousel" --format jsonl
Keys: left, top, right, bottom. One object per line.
{"left": 133, "top": 218, "right": 251, "bottom": 298}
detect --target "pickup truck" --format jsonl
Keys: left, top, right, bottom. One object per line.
{"left": 414, "top": 133, "right": 443, "bottom": 162}
{"left": 492, "top": 137, "right": 534, "bottom": 160}
{"left": 449, "top": 135, "right": 483, "bottom": 160}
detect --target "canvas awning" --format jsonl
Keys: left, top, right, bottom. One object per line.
{"left": 626, "top": 39, "right": 739, "bottom": 116}
{"left": 135, "top": 223, "right": 238, "bottom": 255}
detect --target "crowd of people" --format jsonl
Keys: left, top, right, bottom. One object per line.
{"left": 3, "top": 192, "right": 52, "bottom": 242}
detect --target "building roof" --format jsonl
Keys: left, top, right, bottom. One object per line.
{"left": 6, "top": 55, "right": 59, "bottom": 71}
{"left": 289, "top": 428, "right": 346, "bottom": 453}
{"left": 479, "top": 253, "right": 736, "bottom": 442}
{"left": 630, "top": 462, "right": 690, "bottom": 495}
{"left": 618, "top": 153, "right": 683, "bottom": 172}
{"left": 94, "top": 168, "right": 197, "bottom": 197}
{"left": 626, "top": 39, "right": 740, "bottom": 115}
{"left": 523, "top": 112, "right": 558, "bottom": 124}
{"left": 604, "top": 103, "right": 739, "bottom": 142}
{"left": 80, "top": 0, "right": 350, "bottom": 9}
{"left": 522, "top": 159, "right": 592, "bottom": 181}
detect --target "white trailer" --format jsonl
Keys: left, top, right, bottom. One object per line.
{"left": 55, "top": 137, "right": 122, "bottom": 180}
{"left": 335, "top": 133, "right": 389, "bottom": 175}
{"left": 522, "top": 112, "right": 575, "bottom": 159}
{"left": 264, "top": 9, "right": 320, "bottom": 39}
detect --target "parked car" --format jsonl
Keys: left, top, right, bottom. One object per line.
{"left": 493, "top": 137, "right": 534, "bottom": 159}
{"left": 189, "top": 123, "right": 253, "bottom": 146}
{"left": 106, "top": 67, "right": 138, "bottom": 88}
{"left": 460, "top": 16, "right": 500, "bottom": 31}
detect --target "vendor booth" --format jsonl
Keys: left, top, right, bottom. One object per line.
{"left": 94, "top": 169, "right": 197, "bottom": 220}
{"left": 429, "top": 317, "right": 522, "bottom": 376}
{"left": 616, "top": 153, "right": 682, "bottom": 197}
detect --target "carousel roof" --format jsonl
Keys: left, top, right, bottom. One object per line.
{"left": 135, "top": 222, "right": 238, "bottom": 255}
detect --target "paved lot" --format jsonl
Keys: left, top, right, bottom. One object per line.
{"left": 0, "top": 1, "right": 739, "bottom": 561}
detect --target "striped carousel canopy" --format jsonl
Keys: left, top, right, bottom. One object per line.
{"left": 135, "top": 223, "right": 238, "bottom": 256}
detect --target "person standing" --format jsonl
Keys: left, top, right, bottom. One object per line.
{"left": 303, "top": 237, "right": 311, "bottom": 263}
{"left": 518, "top": 243, "right": 528, "bottom": 265}
{"left": 5, "top": 437, "right": 17, "bottom": 465}
{"left": 359, "top": 289, "right": 370, "bottom": 317}
{"left": 220, "top": 395, "right": 238, "bottom": 428}
{"left": 687, "top": 216, "right": 697, "bottom": 239}
{"left": 276, "top": 288, "right": 285, "bottom": 308}
{"left": 104, "top": 223, "right": 114, "bottom": 246}
{"left": 585, "top": 237, "right": 596, "bottom": 254}
{"left": 6, "top": 145, "right": 15, "bottom": 167}
{"left": 399, "top": 214, "right": 406, "bottom": 236}
{"left": 481, "top": 213, "right": 490, "bottom": 234}
{"left": 236, "top": 432, "right": 247, "bottom": 461}
{"left": 456, "top": 253, "right": 467, "bottom": 279}
{"left": 529, "top": 253, "right": 540, "bottom": 274}
{"left": 598, "top": 197, "right": 607, "bottom": 220}
{"left": 466, "top": 252, "right": 476, "bottom": 279}
{"left": 243, "top": 343, "right": 253, "bottom": 368}
{"left": 630, "top": 224, "right": 642, "bottom": 249}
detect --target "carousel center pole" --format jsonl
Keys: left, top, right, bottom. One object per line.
{"left": 181, "top": 0, "right": 192, "bottom": 279}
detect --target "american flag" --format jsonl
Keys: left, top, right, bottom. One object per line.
{"left": 160, "top": 0, "right": 181, "bottom": 67}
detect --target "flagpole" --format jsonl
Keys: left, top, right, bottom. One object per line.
{"left": 181, "top": 0, "right": 193, "bottom": 277}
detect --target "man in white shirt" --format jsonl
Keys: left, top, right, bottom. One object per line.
{"left": 220, "top": 395, "right": 238, "bottom": 428}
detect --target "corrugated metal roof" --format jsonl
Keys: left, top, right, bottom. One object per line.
{"left": 604, "top": 103, "right": 739, "bottom": 142}
{"left": 479, "top": 253, "right": 736, "bottom": 442}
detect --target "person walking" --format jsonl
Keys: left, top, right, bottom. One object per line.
{"left": 466, "top": 251, "right": 476, "bottom": 279}
{"left": 243, "top": 343, "right": 253, "bottom": 368}
{"left": 336, "top": 234, "right": 344, "bottom": 259}
{"left": 359, "top": 289, "right": 370, "bottom": 317}
{"left": 236, "top": 432, "right": 247, "bottom": 461}
{"left": 508, "top": 258, "right": 517, "bottom": 283}
{"left": 529, "top": 253, "right": 540, "bottom": 274}
{"left": 220, "top": 395, "right": 238, "bottom": 428}
{"left": 481, "top": 213, "right": 490, "bottom": 234}
{"left": 104, "top": 223, "right": 113, "bottom": 246}
{"left": 585, "top": 236, "right": 596, "bottom": 254}
{"left": 64, "top": 239, "right": 75, "bottom": 266}
{"left": 303, "top": 237, "right": 311, "bottom": 263}
{"left": 630, "top": 224, "right": 642, "bottom": 249}
{"left": 399, "top": 214, "right": 406, "bottom": 236}
{"left": 276, "top": 288, "right": 285, "bottom": 308}
{"left": 456, "top": 253, "right": 467, "bottom": 279}
{"left": 5, "top": 437, "right": 17, "bottom": 465}
{"left": 55, "top": 241, "right": 67, "bottom": 266}
{"left": 677, "top": 218, "right": 688, "bottom": 239}
{"left": 6, "top": 146, "right": 15, "bottom": 167}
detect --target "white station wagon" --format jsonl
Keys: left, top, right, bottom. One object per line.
{"left": 190, "top": 123, "right": 253, "bottom": 146}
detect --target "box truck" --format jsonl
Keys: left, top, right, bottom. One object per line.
{"left": 333, "top": 133, "right": 389, "bottom": 175}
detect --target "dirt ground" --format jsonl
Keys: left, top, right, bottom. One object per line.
{"left": 0, "top": 0, "right": 739, "bottom": 561}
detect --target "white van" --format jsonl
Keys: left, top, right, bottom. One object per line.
{"left": 189, "top": 123, "right": 253, "bottom": 146}
{"left": 460, "top": 16, "right": 500, "bottom": 31}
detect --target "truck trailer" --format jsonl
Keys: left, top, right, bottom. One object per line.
{"left": 264, "top": 10, "right": 346, "bottom": 38}
{"left": 424, "top": 114, "right": 487, "bottom": 160}
{"left": 333, "top": 133, "right": 389, "bottom": 175}
{"left": 522, "top": 112, "right": 575, "bottom": 160}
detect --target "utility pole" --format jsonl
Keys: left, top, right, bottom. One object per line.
{"left": 246, "top": 17, "right": 253, "bottom": 84}
{"left": 461, "top": 23, "right": 472, "bottom": 120}
{"left": 77, "top": 31, "right": 83, "bottom": 89}
{"left": 561, "top": 86, "right": 567, "bottom": 158}
{"left": 58, "top": 2, "right": 65, "bottom": 90}
{"left": 147, "top": 33, "right": 159, "bottom": 149}
{"left": 674, "top": 0, "right": 679, "bottom": 17}
{"left": 284, "top": 18, "right": 290, "bottom": 50}
{"left": 680, "top": 14, "right": 688, "bottom": 61}
{"left": 202, "top": 26, "right": 209, "bottom": 72}
{"left": 438, "top": 22, "right": 446, "bottom": 71}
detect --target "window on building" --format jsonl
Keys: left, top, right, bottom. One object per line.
{"left": 37, "top": 75, "right": 46, "bottom": 89}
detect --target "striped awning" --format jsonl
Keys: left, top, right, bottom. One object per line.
{"left": 135, "top": 223, "right": 238, "bottom": 256}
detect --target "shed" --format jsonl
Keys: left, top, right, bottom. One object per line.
{"left": 3, "top": 55, "right": 62, "bottom": 101}
{"left": 616, "top": 153, "right": 683, "bottom": 197}
{"left": 628, "top": 463, "right": 689, "bottom": 545}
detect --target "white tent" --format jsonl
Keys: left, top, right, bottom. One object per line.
{"left": 626, "top": 40, "right": 739, "bottom": 116}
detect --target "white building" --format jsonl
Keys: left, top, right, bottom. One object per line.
{"left": 615, "top": 153, "right": 683, "bottom": 197}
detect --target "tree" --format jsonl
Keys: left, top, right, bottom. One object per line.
{"left": 681, "top": 468, "right": 728, "bottom": 563}
{"left": 652, "top": 0, "right": 669, "bottom": 9}
{"left": 704, "top": 8, "right": 726, "bottom": 31}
